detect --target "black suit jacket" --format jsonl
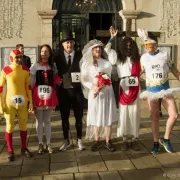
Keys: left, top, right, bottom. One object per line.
{"left": 54, "top": 50, "right": 82, "bottom": 88}
{"left": 21, "top": 55, "right": 31, "bottom": 69}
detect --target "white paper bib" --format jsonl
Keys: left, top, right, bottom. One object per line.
{"left": 125, "top": 76, "right": 138, "bottom": 87}
{"left": 11, "top": 95, "right": 25, "bottom": 106}
{"left": 71, "top": 72, "right": 80, "bottom": 82}
{"left": 38, "top": 85, "right": 52, "bottom": 99}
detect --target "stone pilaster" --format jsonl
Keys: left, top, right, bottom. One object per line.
{"left": 37, "top": 10, "right": 57, "bottom": 46}
{"left": 119, "top": 10, "right": 141, "bottom": 36}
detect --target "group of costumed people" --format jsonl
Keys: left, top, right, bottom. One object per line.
{"left": 0, "top": 26, "right": 180, "bottom": 162}
{"left": 81, "top": 26, "right": 180, "bottom": 153}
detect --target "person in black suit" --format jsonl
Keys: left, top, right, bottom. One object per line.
{"left": 16, "top": 44, "right": 31, "bottom": 69}
{"left": 54, "top": 28, "right": 85, "bottom": 151}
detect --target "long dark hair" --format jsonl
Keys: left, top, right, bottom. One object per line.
{"left": 118, "top": 37, "right": 139, "bottom": 64}
{"left": 38, "top": 44, "right": 54, "bottom": 70}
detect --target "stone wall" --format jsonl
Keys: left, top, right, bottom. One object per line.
{"left": 0, "top": 0, "right": 42, "bottom": 47}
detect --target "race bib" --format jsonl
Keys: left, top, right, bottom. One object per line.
{"left": 71, "top": 72, "right": 80, "bottom": 82}
{"left": 125, "top": 76, "right": 138, "bottom": 87}
{"left": 11, "top": 95, "right": 25, "bottom": 106}
{"left": 151, "top": 64, "right": 164, "bottom": 81}
{"left": 151, "top": 70, "right": 163, "bottom": 81}
{"left": 38, "top": 85, "right": 52, "bottom": 99}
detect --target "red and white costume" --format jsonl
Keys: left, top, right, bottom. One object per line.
{"left": 30, "top": 62, "right": 60, "bottom": 145}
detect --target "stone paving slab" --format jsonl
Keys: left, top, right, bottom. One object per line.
{"left": 154, "top": 153, "right": 180, "bottom": 168}
{"left": 78, "top": 161, "right": 107, "bottom": 172}
{"left": 0, "top": 166, "right": 21, "bottom": 178}
{"left": 161, "top": 168, "right": 180, "bottom": 180}
{"left": 13, "top": 176, "right": 42, "bottom": 180}
{"left": 129, "top": 154, "right": 163, "bottom": 169}
{"left": 105, "top": 159, "right": 136, "bottom": 171}
{"left": 20, "top": 159, "right": 49, "bottom": 176}
{"left": 51, "top": 151, "right": 76, "bottom": 163}
{"left": 120, "top": 169, "right": 169, "bottom": 180}
{"left": 44, "top": 174, "right": 74, "bottom": 180}
{"left": 50, "top": 162, "right": 78, "bottom": 174}
{"left": 99, "top": 171, "right": 123, "bottom": 180}
{"left": 75, "top": 172, "right": 100, "bottom": 180}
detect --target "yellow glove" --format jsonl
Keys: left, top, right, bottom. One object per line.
{"left": 0, "top": 102, "right": 5, "bottom": 114}
{"left": 28, "top": 102, "right": 33, "bottom": 113}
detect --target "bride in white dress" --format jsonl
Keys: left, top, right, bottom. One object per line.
{"left": 80, "top": 28, "right": 118, "bottom": 152}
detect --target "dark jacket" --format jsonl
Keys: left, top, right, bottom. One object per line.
{"left": 54, "top": 50, "right": 82, "bottom": 88}
{"left": 21, "top": 55, "right": 31, "bottom": 69}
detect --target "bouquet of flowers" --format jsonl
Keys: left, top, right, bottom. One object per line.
{"left": 94, "top": 72, "right": 112, "bottom": 98}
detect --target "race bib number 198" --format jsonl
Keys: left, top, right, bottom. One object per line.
{"left": 125, "top": 76, "right": 138, "bottom": 87}
{"left": 11, "top": 95, "right": 25, "bottom": 106}
{"left": 38, "top": 85, "right": 52, "bottom": 99}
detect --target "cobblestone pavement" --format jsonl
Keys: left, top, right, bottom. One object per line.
{"left": 0, "top": 100, "right": 180, "bottom": 180}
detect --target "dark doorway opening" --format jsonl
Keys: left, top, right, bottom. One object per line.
{"left": 89, "top": 13, "right": 113, "bottom": 44}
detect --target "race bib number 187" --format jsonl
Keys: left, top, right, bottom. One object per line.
{"left": 11, "top": 95, "right": 25, "bottom": 106}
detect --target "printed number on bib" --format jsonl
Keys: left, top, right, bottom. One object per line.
{"left": 71, "top": 72, "right": 80, "bottom": 82}
{"left": 125, "top": 76, "right": 138, "bottom": 86}
{"left": 152, "top": 72, "right": 163, "bottom": 80}
{"left": 11, "top": 95, "right": 25, "bottom": 106}
{"left": 38, "top": 85, "right": 52, "bottom": 99}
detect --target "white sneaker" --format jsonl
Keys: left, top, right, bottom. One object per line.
{"left": 77, "top": 139, "right": 85, "bottom": 151}
{"left": 59, "top": 140, "right": 70, "bottom": 151}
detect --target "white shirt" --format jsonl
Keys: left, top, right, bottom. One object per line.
{"left": 64, "top": 50, "right": 75, "bottom": 64}
{"left": 140, "top": 50, "right": 173, "bottom": 91}
{"left": 117, "top": 57, "right": 132, "bottom": 78}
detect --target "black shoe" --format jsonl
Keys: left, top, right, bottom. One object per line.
{"left": 121, "top": 141, "right": 129, "bottom": 151}
{"left": 91, "top": 141, "right": 100, "bottom": 152}
{"left": 130, "top": 141, "right": 140, "bottom": 151}
{"left": 8, "top": 152, "right": 14, "bottom": 162}
{"left": 21, "top": 148, "right": 33, "bottom": 158}
{"left": 104, "top": 140, "right": 116, "bottom": 152}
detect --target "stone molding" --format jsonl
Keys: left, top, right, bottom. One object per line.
{"left": 37, "top": 10, "right": 57, "bottom": 19}
{"left": 119, "top": 10, "right": 141, "bottom": 20}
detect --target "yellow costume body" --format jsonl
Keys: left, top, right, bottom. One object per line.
{"left": 0, "top": 49, "right": 32, "bottom": 157}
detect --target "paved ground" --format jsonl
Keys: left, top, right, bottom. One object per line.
{"left": 0, "top": 100, "right": 180, "bottom": 180}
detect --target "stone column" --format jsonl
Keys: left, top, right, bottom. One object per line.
{"left": 37, "top": 10, "right": 57, "bottom": 46}
{"left": 119, "top": 10, "right": 141, "bottom": 36}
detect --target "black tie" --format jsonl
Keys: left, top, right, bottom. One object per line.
{"left": 68, "top": 55, "right": 71, "bottom": 69}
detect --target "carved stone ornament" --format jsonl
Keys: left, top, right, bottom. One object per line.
{"left": 0, "top": 0, "right": 24, "bottom": 39}
{"left": 160, "top": 0, "right": 180, "bottom": 37}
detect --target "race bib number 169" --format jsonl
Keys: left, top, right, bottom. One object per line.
{"left": 125, "top": 76, "right": 138, "bottom": 87}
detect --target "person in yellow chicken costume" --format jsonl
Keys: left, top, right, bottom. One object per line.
{"left": 0, "top": 49, "right": 33, "bottom": 161}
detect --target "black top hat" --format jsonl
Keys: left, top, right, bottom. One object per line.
{"left": 61, "top": 27, "right": 75, "bottom": 43}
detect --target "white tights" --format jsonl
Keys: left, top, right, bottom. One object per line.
{"left": 35, "top": 108, "right": 52, "bottom": 145}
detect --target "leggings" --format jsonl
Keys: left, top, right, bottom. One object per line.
{"left": 35, "top": 108, "right": 52, "bottom": 145}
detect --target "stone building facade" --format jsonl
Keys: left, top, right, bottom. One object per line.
{"left": 0, "top": 0, "right": 180, "bottom": 107}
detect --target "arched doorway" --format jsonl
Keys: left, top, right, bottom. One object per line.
{"left": 52, "top": 0, "right": 122, "bottom": 52}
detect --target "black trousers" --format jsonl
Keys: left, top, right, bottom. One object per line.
{"left": 57, "top": 86, "right": 84, "bottom": 140}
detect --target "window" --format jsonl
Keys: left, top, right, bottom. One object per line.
{"left": 0, "top": 47, "right": 38, "bottom": 69}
